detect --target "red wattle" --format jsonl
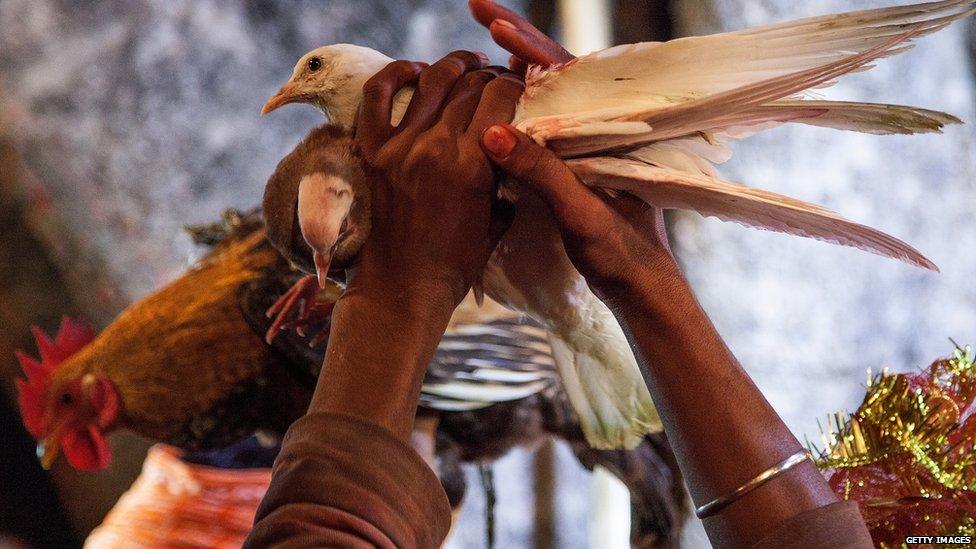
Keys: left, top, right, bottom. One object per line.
{"left": 62, "top": 426, "right": 112, "bottom": 471}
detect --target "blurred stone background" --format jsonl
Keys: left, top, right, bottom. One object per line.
{"left": 0, "top": 0, "right": 973, "bottom": 547}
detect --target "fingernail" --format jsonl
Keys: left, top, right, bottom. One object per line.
{"left": 482, "top": 125, "right": 517, "bottom": 159}
{"left": 475, "top": 51, "right": 490, "bottom": 65}
{"left": 493, "top": 19, "right": 517, "bottom": 30}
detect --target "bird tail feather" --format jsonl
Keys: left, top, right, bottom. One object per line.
{"left": 517, "top": 1, "right": 973, "bottom": 156}
{"left": 546, "top": 299, "right": 661, "bottom": 450}
{"left": 567, "top": 156, "right": 938, "bottom": 271}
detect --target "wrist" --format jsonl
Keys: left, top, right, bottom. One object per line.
{"left": 347, "top": 266, "right": 462, "bottom": 317}
{"left": 599, "top": 254, "right": 689, "bottom": 315}
{"left": 309, "top": 277, "right": 456, "bottom": 439}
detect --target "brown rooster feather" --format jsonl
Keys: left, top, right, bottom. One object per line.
{"left": 16, "top": 212, "right": 314, "bottom": 469}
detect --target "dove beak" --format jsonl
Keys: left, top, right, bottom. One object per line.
{"left": 297, "top": 173, "right": 355, "bottom": 289}
{"left": 262, "top": 82, "right": 302, "bottom": 115}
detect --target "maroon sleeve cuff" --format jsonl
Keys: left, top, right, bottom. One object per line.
{"left": 750, "top": 500, "right": 872, "bottom": 549}
{"left": 245, "top": 412, "right": 452, "bottom": 549}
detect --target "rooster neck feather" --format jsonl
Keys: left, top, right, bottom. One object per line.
{"left": 54, "top": 231, "right": 280, "bottom": 438}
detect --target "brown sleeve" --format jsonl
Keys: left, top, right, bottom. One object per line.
{"left": 244, "top": 412, "right": 452, "bottom": 549}
{"left": 749, "top": 501, "right": 872, "bottom": 549}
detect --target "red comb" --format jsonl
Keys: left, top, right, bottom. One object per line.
{"left": 15, "top": 317, "right": 95, "bottom": 437}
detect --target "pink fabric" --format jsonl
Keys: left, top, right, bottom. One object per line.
{"left": 84, "top": 445, "right": 271, "bottom": 548}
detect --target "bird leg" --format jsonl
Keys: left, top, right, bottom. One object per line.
{"left": 264, "top": 275, "right": 336, "bottom": 345}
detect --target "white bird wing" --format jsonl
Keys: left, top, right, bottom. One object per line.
{"left": 567, "top": 157, "right": 938, "bottom": 271}
{"left": 709, "top": 100, "right": 960, "bottom": 139}
{"left": 760, "top": 100, "right": 961, "bottom": 135}
{"left": 515, "top": 0, "right": 973, "bottom": 155}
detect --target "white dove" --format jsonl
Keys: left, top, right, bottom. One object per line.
{"left": 262, "top": 0, "right": 970, "bottom": 448}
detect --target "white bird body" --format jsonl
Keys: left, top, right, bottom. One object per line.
{"left": 368, "top": 81, "right": 660, "bottom": 447}
{"left": 266, "top": 0, "right": 973, "bottom": 448}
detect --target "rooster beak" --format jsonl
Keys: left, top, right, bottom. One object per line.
{"left": 37, "top": 435, "right": 60, "bottom": 470}
{"left": 262, "top": 82, "right": 301, "bottom": 115}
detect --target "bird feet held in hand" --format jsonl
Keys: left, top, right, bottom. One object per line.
{"left": 264, "top": 275, "right": 337, "bottom": 346}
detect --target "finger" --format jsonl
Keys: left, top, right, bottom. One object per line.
{"left": 398, "top": 50, "right": 489, "bottom": 134}
{"left": 508, "top": 55, "right": 528, "bottom": 76}
{"left": 439, "top": 68, "right": 504, "bottom": 133}
{"left": 490, "top": 19, "right": 574, "bottom": 66}
{"left": 444, "top": 66, "right": 505, "bottom": 103}
{"left": 469, "top": 0, "right": 525, "bottom": 28}
{"left": 466, "top": 74, "right": 524, "bottom": 137}
{"left": 356, "top": 60, "right": 425, "bottom": 156}
{"left": 469, "top": 0, "right": 571, "bottom": 61}
{"left": 480, "top": 124, "right": 610, "bottom": 236}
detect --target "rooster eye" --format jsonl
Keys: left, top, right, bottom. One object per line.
{"left": 307, "top": 57, "right": 322, "bottom": 72}
{"left": 60, "top": 392, "right": 74, "bottom": 405}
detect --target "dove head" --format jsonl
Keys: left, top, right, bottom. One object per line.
{"left": 264, "top": 125, "right": 371, "bottom": 286}
{"left": 262, "top": 44, "right": 394, "bottom": 127}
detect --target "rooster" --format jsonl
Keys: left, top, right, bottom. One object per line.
{"left": 261, "top": 0, "right": 972, "bottom": 449}
{"left": 15, "top": 212, "right": 314, "bottom": 471}
{"left": 15, "top": 211, "right": 687, "bottom": 545}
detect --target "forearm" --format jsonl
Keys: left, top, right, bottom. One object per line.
{"left": 612, "top": 262, "right": 840, "bottom": 547}
{"left": 308, "top": 276, "right": 457, "bottom": 441}
{"left": 245, "top": 412, "right": 452, "bottom": 549}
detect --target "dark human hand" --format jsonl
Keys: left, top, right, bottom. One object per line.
{"left": 352, "top": 51, "right": 524, "bottom": 306}
{"left": 471, "top": 0, "right": 678, "bottom": 307}
{"left": 479, "top": 124, "right": 678, "bottom": 307}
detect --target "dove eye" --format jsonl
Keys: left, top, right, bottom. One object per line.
{"left": 307, "top": 57, "right": 322, "bottom": 72}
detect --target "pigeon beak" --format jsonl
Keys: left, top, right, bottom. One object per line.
{"left": 313, "top": 250, "right": 332, "bottom": 289}
{"left": 262, "top": 82, "right": 301, "bottom": 115}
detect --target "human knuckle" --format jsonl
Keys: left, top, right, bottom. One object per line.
{"left": 447, "top": 50, "right": 480, "bottom": 66}
{"left": 361, "top": 80, "right": 389, "bottom": 103}
{"left": 421, "top": 62, "right": 462, "bottom": 89}
{"left": 463, "top": 70, "right": 493, "bottom": 88}
{"left": 480, "top": 78, "right": 517, "bottom": 105}
{"left": 406, "top": 140, "right": 451, "bottom": 170}
{"left": 390, "top": 59, "right": 417, "bottom": 73}
{"left": 491, "top": 73, "right": 525, "bottom": 91}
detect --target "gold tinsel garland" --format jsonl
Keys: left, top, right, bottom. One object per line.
{"left": 812, "top": 346, "right": 976, "bottom": 547}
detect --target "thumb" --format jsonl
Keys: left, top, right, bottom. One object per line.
{"left": 480, "top": 124, "right": 600, "bottom": 217}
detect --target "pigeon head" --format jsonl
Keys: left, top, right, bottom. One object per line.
{"left": 263, "top": 125, "right": 371, "bottom": 286}
{"left": 262, "top": 44, "right": 394, "bottom": 127}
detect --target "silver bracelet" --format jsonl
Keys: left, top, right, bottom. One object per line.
{"left": 695, "top": 450, "right": 812, "bottom": 519}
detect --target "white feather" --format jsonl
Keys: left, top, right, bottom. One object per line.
{"left": 285, "top": 0, "right": 971, "bottom": 449}
{"left": 515, "top": 0, "right": 974, "bottom": 124}
{"left": 567, "top": 157, "right": 938, "bottom": 271}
